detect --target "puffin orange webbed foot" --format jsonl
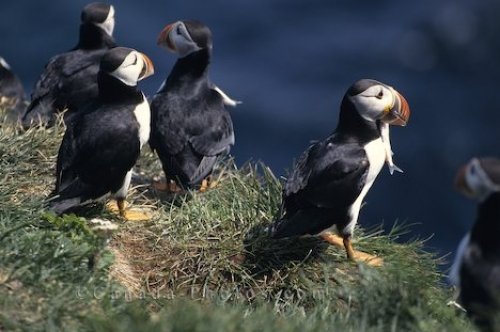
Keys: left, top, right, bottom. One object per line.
{"left": 321, "top": 232, "right": 383, "bottom": 267}
{"left": 106, "top": 199, "right": 152, "bottom": 222}
{"left": 152, "top": 179, "right": 182, "bottom": 193}
{"left": 199, "top": 179, "right": 209, "bottom": 193}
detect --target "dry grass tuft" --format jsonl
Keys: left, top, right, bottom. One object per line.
{"left": 107, "top": 244, "right": 143, "bottom": 297}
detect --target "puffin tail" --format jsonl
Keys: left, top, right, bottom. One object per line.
{"left": 45, "top": 179, "right": 98, "bottom": 215}
{"left": 189, "top": 156, "right": 217, "bottom": 186}
{"left": 266, "top": 200, "right": 290, "bottom": 238}
{"left": 267, "top": 212, "right": 292, "bottom": 239}
{"left": 21, "top": 99, "right": 55, "bottom": 129}
{"left": 46, "top": 197, "right": 83, "bottom": 216}
{"left": 267, "top": 220, "right": 284, "bottom": 238}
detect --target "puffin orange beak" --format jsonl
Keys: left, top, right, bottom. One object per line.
{"left": 157, "top": 23, "right": 176, "bottom": 51}
{"left": 139, "top": 53, "right": 154, "bottom": 80}
{"left": 381, "top": 90, "right": 411, "bottom": 126}
{"left": 455, "top": 164, "right": 473, "bottom": 197}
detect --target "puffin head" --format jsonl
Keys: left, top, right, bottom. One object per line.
{"left": 157, "top": 20, "right": 212, "bottom": 57}
{"left": 100, "top": 47, "right": 154, "bottom": 86}
{"left": 81, "top": 2, "right": 115, "bottom": 36}
{"left": 346, "top": 79, "right": 410, "bottom": 126}
{"left": 455, "top": 158, "right": 500, "bottom": 202}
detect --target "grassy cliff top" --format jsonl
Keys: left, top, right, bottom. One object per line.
{"left": 0, "top": 112, "right": 474, "bottom": 331}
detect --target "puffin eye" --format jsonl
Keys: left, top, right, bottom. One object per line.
{"left": 177, "top": 26, "right": 182, "bottom": 35}
{"left": 375, "top": 91, "right": 384, "bottom": 99}
{"left": 469, "top": 165, "right": 476, "bottom": 175}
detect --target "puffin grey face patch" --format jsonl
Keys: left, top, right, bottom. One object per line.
{"left": 169, "top": 21, "right": 202, "bottom": 57}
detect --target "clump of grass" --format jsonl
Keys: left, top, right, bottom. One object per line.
{"left": 0, "top": 109, "right": 474, "bottom": 331}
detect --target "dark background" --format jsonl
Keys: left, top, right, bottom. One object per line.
{"left": 3, "top": 0, "right": 500, "bottom": 270}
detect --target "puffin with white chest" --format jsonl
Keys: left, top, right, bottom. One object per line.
{"left": 48, "top": 47, "right": 154, "bottom": 220}
{"left": 451, "top": 157, "right": 500, "bottom": 331}
{"left": 150, "top": 20, "right": 237, "bottom": 192}
{"left": 269, "top": 79, "right": 410, "bottom": 266}
{"left": 22, "top": 2, "right": 117, "bottom": 128}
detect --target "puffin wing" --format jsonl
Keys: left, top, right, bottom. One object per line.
{"left": 54, "top": 123, "right": 78, "bottom": 193}
{"left": 189, "top": 89, "right": 235, "bottom": 157}
{"left": 189, "top": 112, "right": 234, "bottom": 157}
{"left": 271, "top": 139, "right": 368, "bottom": 238}
{"left": 54, "top": 102, "right": 96, "bottom": 193}
{"left": 29, "top": 54, "right": 66, "bottom": 103}
{"left": 149, "top": 93, "right": 189, "bottom": 154}
{"left": 73, "top": 111, "right": 141, "bottom": 182}
{"left": 59, "top": 50, "right": 102, "bottom": 77}
{"left": 24, "top": 51, "right": 99, "bottom": 125}
{"left": 186, "top": 92, "right": 234, "bottom": 184}
{"left": 29, "top": 51, "right": 100, "bottom": 102}
{"left": 51, "top": 108, "right": 141, "bottom": 207}
{"left": 284, "top": 139, "right": 368, "bottom": 210}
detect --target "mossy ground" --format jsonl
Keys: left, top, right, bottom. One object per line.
{"left": 0, "top": 112, "right": 474, "bottom": 331}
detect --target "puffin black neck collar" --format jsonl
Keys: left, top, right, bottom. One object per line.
{"left": 470, "top": 192, "right": 500, "bottom": 257}
{"left": 167, "top": 48, "right": 211, "bottom": 85}
{"left": 97, "top": 73, "right": 143, "bottom": 104}
{"left": 74, "top": 24, "right": 116, "bottom": 50}
{"left": 335, "top": 95, "right": 380, "bottom": 143}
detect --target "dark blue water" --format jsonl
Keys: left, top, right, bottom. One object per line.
{"left": 3, "top": 0, "right": 500, "bottom": 269}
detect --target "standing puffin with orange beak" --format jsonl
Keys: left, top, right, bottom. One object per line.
{"left": 48, "top": 47, "right": 154, "bottom": 220}
{"left": 269, "top": 79, "right": 410, "bottom": 266}
{"left": 150, "top": 20, "right": 237, "bottom": 192}
{"left": 451, "top": 157, "right": 500, "bottom": 331}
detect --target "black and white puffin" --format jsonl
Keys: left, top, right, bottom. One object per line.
{"left": 269, "top": 79, "right": 411, "bottom": 266}
{"left": 48, "top": 47, "right": 154, "bottom": 220}
{"left": 150, "top": 20, "right": 238, "bottom": 192}
{"left": 22, "top": 2, "right": 117, "bottom": 128}
{"left": 451, "top": 157, "right": 500, "bottom": 330}
{"left": 0, "top": 56, "right": 27, "bottom": 120}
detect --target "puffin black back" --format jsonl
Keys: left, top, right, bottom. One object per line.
{"left": 21, "top": 2, "right": 117, "bottom": 128}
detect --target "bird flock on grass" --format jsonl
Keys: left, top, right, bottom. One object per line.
{"left": 1, "top": 2, "right": 499, "bottom": 330}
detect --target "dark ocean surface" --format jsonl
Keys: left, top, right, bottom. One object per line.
{"left": 2, "top": 0, "right": 500, "bottom": 270}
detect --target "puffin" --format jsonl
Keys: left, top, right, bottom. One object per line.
{"left": 150, "top": 20, "right": 237, "bottom": 192}
{"left": 22, "top": 2, "right": 117, "bottom": 128}
{"left": 0, "top": 56, "right": 27, "bottom": 120}
{"left": 452, "top": 157, "right": 500, "bottom": 330}
{"left": 48, "top": 47, "right": 154, "bottom": 220}
{"left": 269, "top": 79, "right": 411, "bottom": 266}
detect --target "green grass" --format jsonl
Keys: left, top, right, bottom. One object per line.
{"left": 0, "top": 111, "right": 474, "bottom": 331}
